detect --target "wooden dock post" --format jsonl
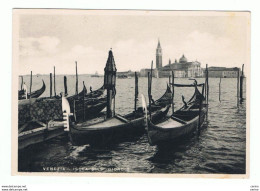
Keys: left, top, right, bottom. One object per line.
{"left": 219, "top": 77, "right": 221, "bottom": 102}
{"left": 75, "top": 61, "right": 78, "bottom": 97}
{"left": 83, "top": 81, "right": 86, "bottom": 121}
{"left": 171, "top": 71, "right": 174, "bottom": 114}
{"left": 149, "top": 61, "right": 153, "bottom": 119}
{"left": 148, "top": 72, "right": 152, "bottom": 119}
{"left": 73, "top": 99, "right": 77, "bottom": 122}
{"left": 54, "top": 66, "right": 56, "bottom": 97}
{"left": 64, "top": 76, "right": 68, "bottom": 96}
{"left": 134, "top": 72, "right": 138, "bottom": 112}
{"left": 205, "top": 64, "right": 209, "bottom": 120}
{"left": 207, "top": 65, "right": 209, "bottom": 106}
{"left": 30, "top": 71, "right": 32, "bottom": 97}
{"left": 204, "top": 67, "right": 207, "bottom": 101}
{"left": 50, "top": 73, "right": 52, "bottom": 98}
{"left": 240, "top": 64, "right": 244, "bottom": 100}
{"left": 237, "top": 68, "right": 240, "bottom": 106}
{"left": 150, "top": 61, "right": 153, "bottom": 86}
{"left": 20, "top": 76, "right": 23, "bottom": 90}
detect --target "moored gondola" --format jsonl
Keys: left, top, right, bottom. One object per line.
{"left": 18, "top": 80, "right": 46, "bottom": 100}
{"left": 71, "top": 84, "right": 105, "bottom": 100}
{"left": 66, "top": 85, "right": 171, "bottom": 146}
{"left": 146, "top": 79, "right": 208, "bottom": 146}
{"left": 146, "top": 67, "right": 209, "bottom": 146}
{"left": 65, "top": 50, "right": 172, "bottom": 146}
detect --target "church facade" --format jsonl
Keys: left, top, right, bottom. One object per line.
{"left": 154, "top": 40, "right": 204, "bottom": 78}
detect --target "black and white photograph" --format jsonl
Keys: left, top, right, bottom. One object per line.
{"left": 12, "top": 9, "right": 249, "bottom": 177}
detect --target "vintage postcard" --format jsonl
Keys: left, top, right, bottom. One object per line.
{"left": 12, "top": 9, "right": 250, "bottom": 178}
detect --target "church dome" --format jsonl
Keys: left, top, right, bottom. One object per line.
{"left": 179, "top": 54, "right": 187, "bottom": 63}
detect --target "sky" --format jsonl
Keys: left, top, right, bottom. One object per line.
{"left": 16, "top": 10, "right": 250, "bottom": 75}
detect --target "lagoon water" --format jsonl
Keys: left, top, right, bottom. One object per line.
{"left": 18, "top": 75, "right": 246, "bottom": 174}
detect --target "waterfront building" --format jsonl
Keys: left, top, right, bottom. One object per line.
{"left": 208, "top": 67, "right": 241, "bottom": 78}
{"left": 154, "top": 53, "right": 204, "bottom": 78}
{"left": 139, "top": 40, "right": 204, "bottom": 78}
{"left": 139, "top": 68, "right": 155, "bottom": 77}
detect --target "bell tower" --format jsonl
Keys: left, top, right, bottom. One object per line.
{"left": 156, "top": 40, "right": 162, "bottom": 68}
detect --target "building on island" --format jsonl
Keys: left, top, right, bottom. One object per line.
{"left": 140, "top": 40, "right": 204, "bottom": 78}
{"left": 140, "top": 68, "right": 156, "bottom": 77}
{"left": 139, "top": 40, "right": 241, "bottom": 78}
{"left": 208, "top": 67, "right": 241, "bottom": 78}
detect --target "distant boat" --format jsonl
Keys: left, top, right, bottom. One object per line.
{"left": 91, "top": 71, "right": 100, "bottom": 77}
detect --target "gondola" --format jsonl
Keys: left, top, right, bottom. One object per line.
{"left": 18, "top": 83, "right": 105, "bottom": 126}
{"left": 71, "top": 85, "right": 105, "bottom": 100}
{"left": 66, "top": 84, "right": 172, "bottom": 146}
{"left": 18, "top": 80, "right": 46, "bottom": 100}
{"left": 18, "top": 85, "right": 106, "bottom": 150}
{"left": 69, "top": 95, "right": 108, "bottom": 122}
{"left": 146, "top": 81, "right": 207, "bottom": 146}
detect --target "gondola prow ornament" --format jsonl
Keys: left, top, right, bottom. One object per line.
{"left": 104, "top": 49, "right": 117, "bottom": 118}
{"left": 62, "top": 93, "right": 73, "bottom": 132}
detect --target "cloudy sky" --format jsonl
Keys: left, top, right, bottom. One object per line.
{"left": 16, "top": 10, "right": 250, "bottom": 75}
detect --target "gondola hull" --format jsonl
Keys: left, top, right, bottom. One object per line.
{"left": 18, "top": 80, "right": 46, "bottom": 100}
{"left": 67, "top": 85, "right": 104, "bottom": 101}
{"left": 73, "top": 99, "right": 107, "bottom": 122}
{"left": 18, "top": 121, "right": 65, "bottom": 150}
{"left": 69, "top": 105, "right": 170, "bottom": 146}
{"left": 147, "top": 108, "right": 207, "bottom": 146}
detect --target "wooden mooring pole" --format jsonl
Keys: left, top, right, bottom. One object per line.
{"left": 240, "top": 64, "right": 244, "bottom": 100}
{"left": 30, "top": 71, "right": 32, "bottom": 97}
{"left": 237, "top": 68, "right": 240, "bottom": 106}
{"left": 83, "top": 81, "right": 86, "bottom": 121}
{"left": 64, "top": 76, "right": 68, "bottom": 96}
{"left": 50, "top": 73, "right": 52, "bottom": 98}
{"left": 20, "top": 76, "right": 23, "bottom": 90}
{"left": 219, "top": 77, "right": 221, "bottom": 102}
{"left": 134, "top": 72, "right": 138, "bottom": 112}
{"left": 54, "top": 66, "right": 56, "bottom": 97}
{"left": 171, "top": 71, "right": 174, "bottom": 114}
{"left": 75, "top": 61, "right": 78, "bottom": 97}
{"left": 206, "top": 64, "right": 209, "bottom": 120}
{"left": 148, "top": 72, "right": 152, "bottom": 119}
{"left": 150, "top": 61, "right": 153, "bottom": 86}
